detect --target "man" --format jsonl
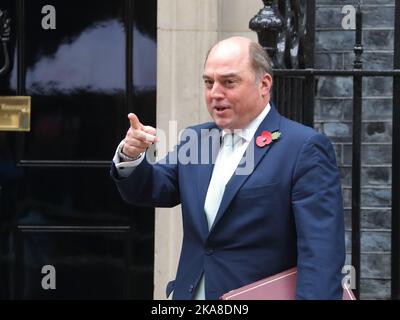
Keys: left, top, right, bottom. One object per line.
{"left": 111, "top": 37, "right": 345, "bottom": 300}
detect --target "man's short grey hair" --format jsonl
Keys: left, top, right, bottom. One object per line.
{"left": 249, "top": 42, "right": 273, "bottom": 83}
{"left": 204, "top": 40, "right": 273, "bottom": 83}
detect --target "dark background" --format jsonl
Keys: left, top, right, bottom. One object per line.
{"left": 0, "top": 0, "right": 156, "bottom": 299}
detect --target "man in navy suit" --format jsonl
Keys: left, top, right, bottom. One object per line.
{"left": 111, "top": 37, "right": 345, "bottom": 300}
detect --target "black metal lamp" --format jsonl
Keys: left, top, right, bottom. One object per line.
{"left": 249, "top": 0, "right": 284, "bottom": 62}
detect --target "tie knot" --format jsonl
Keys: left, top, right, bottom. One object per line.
{"left": 223, "top": 133, "right": 241, "bottom": 149}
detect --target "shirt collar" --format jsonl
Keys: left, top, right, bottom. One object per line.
{"left": 221, "top": 103, "right": 271, "bottom": 142}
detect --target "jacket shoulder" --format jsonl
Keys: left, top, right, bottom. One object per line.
{"left": 280, "top": 116, "right": 325, "bottom": 144}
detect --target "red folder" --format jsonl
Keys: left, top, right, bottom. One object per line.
{"left": 220, "top": 267, "right": 356, "bottom": 300}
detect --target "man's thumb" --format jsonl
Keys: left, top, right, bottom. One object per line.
{"left": 128, "top": 113, "right": 142, "bottom": 130}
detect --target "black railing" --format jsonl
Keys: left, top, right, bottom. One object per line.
{"left": 251, "top": 0, "right": 399, "bottom": 300}
{"left": 392, "top": 0, "right": 400, "bottom": 301}
{"left": 351, "top": 3, "right": 363, "bottom": 299}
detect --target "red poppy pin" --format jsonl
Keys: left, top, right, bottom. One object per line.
{"left": 256, "top": 130, "right": 281, "bottom": 148}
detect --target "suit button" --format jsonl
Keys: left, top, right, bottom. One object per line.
{"left": 205, "top": 247, "right": 214, "bottom": 255}
{"left": 189, "top": 285, "right": 194, "bottom": 293}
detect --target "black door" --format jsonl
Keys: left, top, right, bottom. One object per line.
{"left": 0, "top": 0, "right": 156, "bottom": 299}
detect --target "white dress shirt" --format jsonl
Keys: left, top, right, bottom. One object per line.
{"left": 113, "top": 140, "right": 145, "bottom": 178}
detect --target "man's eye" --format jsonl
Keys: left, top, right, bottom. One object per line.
{"left": 204, "top": 80, "right": 213, "bottom": 87}
{"left": 225, "top": 80, "right": 235, "bottom": 87}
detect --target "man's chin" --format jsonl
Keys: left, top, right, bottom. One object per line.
{"left": 214, "top": 117, "right": 241, "bottom": 130}
{"left": 214, "top": 120, "right": 231, "bottom": 129}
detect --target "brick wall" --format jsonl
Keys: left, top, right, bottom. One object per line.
{"left": 314, "top": 0, "right": 394, "bottom": 299}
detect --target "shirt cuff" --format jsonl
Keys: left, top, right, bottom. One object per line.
{"left": 113, "top": 140, "right": 145, "bottom": 178}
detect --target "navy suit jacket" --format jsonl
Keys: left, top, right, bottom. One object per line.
{"left": 111, "top": 105, "right": 346, "bottom": 300}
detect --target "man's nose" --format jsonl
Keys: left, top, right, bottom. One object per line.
{"left": 210, "top": 82, "right": 224, "bottom": 99}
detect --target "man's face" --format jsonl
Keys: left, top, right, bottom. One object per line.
{"left": 203, "top": 41, "right": 271, "bottom": 130}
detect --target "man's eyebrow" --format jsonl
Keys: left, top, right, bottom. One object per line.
{"left": 202, "top": 73, "right": 241, "bottom": 79}
{"left": 220, "top": 73, "right": 240, "bottom": 79}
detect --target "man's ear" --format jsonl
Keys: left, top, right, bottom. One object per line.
{"left": 260, "top": 73, "right": 273, "bottom": 96}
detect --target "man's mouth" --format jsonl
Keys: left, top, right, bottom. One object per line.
{"left": 214, "top": 106, "right": 230, "bottom": 112}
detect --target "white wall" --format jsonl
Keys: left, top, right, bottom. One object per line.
{"left": 154, "top": 0, "right": 264, "bottom": 299}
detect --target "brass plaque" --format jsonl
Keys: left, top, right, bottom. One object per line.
{"left": 0, "top": 96, "right": 31, "bottom": 132}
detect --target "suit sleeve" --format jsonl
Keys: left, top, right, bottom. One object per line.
{"left": 291, "top": 133, "right": 346, "bottom": 299}
{"left": 110, "top": 145, "right": 181, "bottom": 208}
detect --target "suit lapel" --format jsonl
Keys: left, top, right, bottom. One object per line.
{"left": 208, "top": 105, "right": 282, "bottom": 234}
{"left": 196, "top": 125, "right": 220, "bottom": 234}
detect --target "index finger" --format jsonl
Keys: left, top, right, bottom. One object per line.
{"left": 128, "top": 113, "right": 142, "bottom": 130}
